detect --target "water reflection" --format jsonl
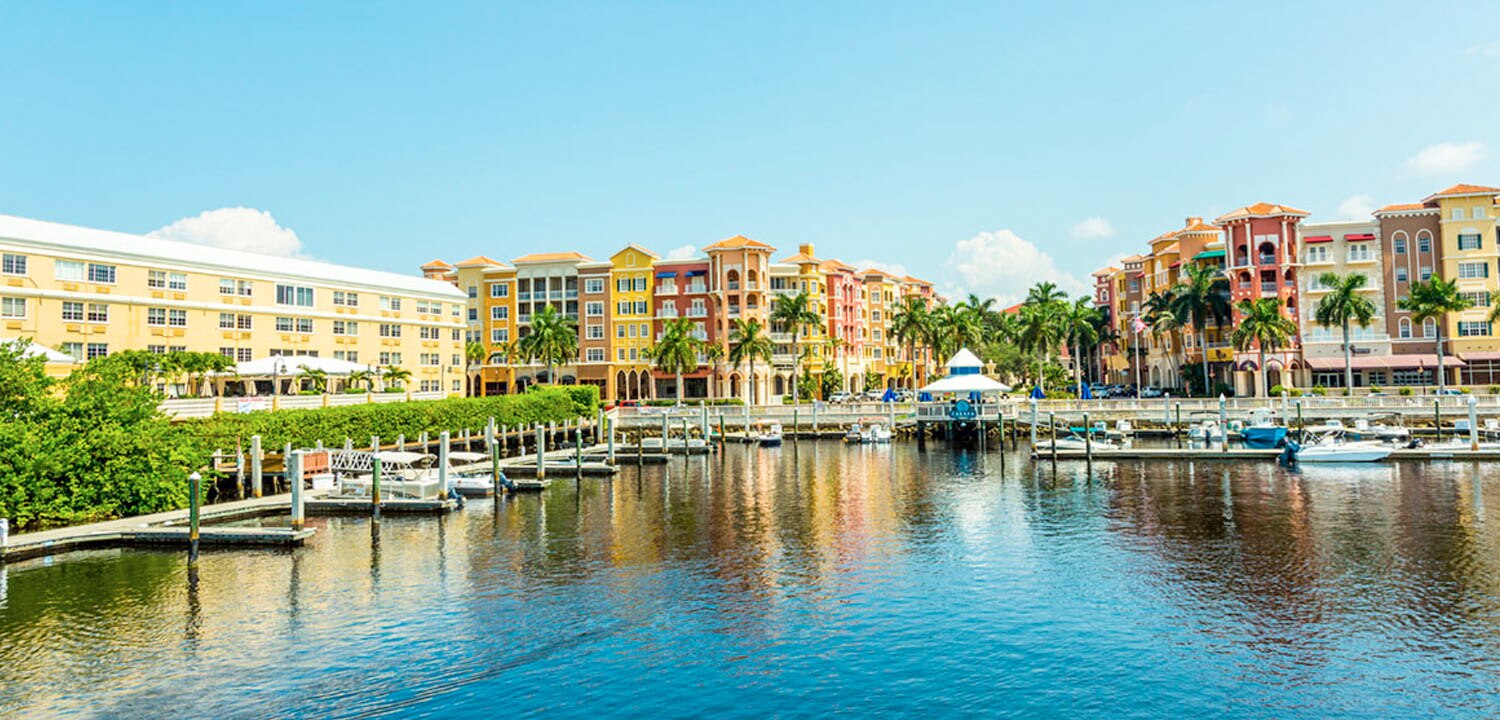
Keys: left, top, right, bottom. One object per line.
{"left": 3, "top": 445, "right": 1500, "bottom": 717}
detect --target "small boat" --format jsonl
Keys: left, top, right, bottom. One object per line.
{"left": 1241, "top": 409, "right": 1288, "bottom": 448}
{"left": 1282, "top": 431, "right": 1392, "bottom": 464}
{"left": 865, "top": 423, "right": 892, "bottom": 443}
{"left": 758, "top": 422, "right": 784, "bottom": 447}
{"left": 1035, "top": 433, "right": 1117, "bottom": 452}
{"left": 1188, "top": 420, "right": 1225, "bottom": 443}
{"left": 1351, "top": 415, "right": 1410, "bottom": 443}
{"left": 1303, "top": 419, "right": 1346, "bottom": 435}
{"left": 844, "top": 422, "right": 865, "bottom": 443}
{"left": 338, "top": 451, "right": 444, "bottom": 499}
{"left": 445, "top": 450, "right": 512, "bottom": 496}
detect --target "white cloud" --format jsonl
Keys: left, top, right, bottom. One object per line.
{"left": 1406, "top": 142, "right": 1488, "bottom": 176}
{"left": 943, "top": 229, "right": 1088, "bottom": 306}
{"left": 1337, "top": 194, "right": 1376, "bottom": 219}
{"left": 851, "top": 258, "right": 909, "bottom": 277}
{"left": 1070, "top": 217, "right": 1115, "bottom": 240}
{"left": 1467, "top": 42, "right": 1500, "bottom": 57}
{"left": 667, "top": 244, "right": 697, "bottom": 260}
{"left": 149, "top": 207, "right": 305, "bottom": 258}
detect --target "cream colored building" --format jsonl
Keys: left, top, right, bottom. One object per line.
{"left": 0, "top": 213, "right": 467, "bottom": 395}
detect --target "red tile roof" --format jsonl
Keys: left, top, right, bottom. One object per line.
{"left": 704, "top": 235, "right": 774, "bottom": 251}
{"left": 1215, "top": 202, "right": 1310, "bottom": 222}
{"left": 512, "top": 251, "right": 592, "bottom": 263}
{"left": 1426, "top": 183, "right": 1500, "bottom": 199}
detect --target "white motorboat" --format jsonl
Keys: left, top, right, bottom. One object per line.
{"left": 844, "top": 422, "right": 865, "bottom": 443}
{"left": 1351, "top": 417, "right": 1409, "bottom": 443}
{"left": 337, "top": 451, "right": 444, "bottom": 499}
{"left": 865, "top": 423, "right": 892, "bottom": 443}
{"left": 1286, "top": 431, "right": 1392, "bottom": 463}
{"left": 1303, "top": 419, "right": 1346, "bottom": 435}
{"left": 446, "top": 450, "right": 506, "bottom": 496}
{"left": 758, "top": 422, "right": 784, "bottom": 447}
{"left": 1035, "top": 433, "right": 1117, "bottom": 452}
{"left": 1188, "top": 420, "right": 1225, "bottom": 442}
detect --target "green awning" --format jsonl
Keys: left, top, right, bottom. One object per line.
{"left": 1193, "top": 250, "right": 1225, "bottom": 260}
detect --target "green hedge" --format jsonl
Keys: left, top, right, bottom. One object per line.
{"left": 183, "top": 387, "right": 597, "bottom": 449}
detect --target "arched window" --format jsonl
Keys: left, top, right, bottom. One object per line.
{"left": 1417, "top": 231, "right": 1433, "bottom": 254}
{"left": 1392, "top": 231, "right": 1408, "bottom": 254}
{"left": 1399, "top": 318, "right": 1412, "bottom": 339}
{"left": 1423, "top": 318, "right": 1436, "bottom": 338}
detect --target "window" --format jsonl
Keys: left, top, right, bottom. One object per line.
{"left": 1418, "top": 236, "right": 1432, "bottom": 253}
{"left": 86, "top": 343, "right": 108, "bottom": 359}
{"left": 1453, "top": 208, "right": 1465, "bottom": 221}
{"left": 492, "top": 328, "right": 509, "bottom": 343}
{"left": 420, "top": 326, "right": 442, "bottom": 340}
{"left": 380, "top": 296, "right": 403, "bottom": 311}
{"left": 1393, "top": 237, "right": 1407, "bottom": 254}
{"left": 148, "top": 270, "right": 187, "bottom": 290}
{"left": 276, "top": 284, "right": 315, "bottom": 307}
{"left": 586, "top": 348, "right": 605, "bottom": 362}
{"left": 586, "top": 302, "right": 604, "bottom": 317}
{"left": 1462, "top": 292, "right": 1492, "bottom": 307}
{"left": 658, "top": 278, "right": 676, "bottom": 294}
{"left": 617, "top": 348, "right": 626, "bottom": 361}
{"left": 56, "top": 260, "right": 85, "bottom": 281}
{"left": 467, "top": 308, "right": 478, "bottom": 321}
{"left": 219, "top": 278, "right": 253, "bottom": 296}
{"left": 1420, "top": 266, "right": 1433, "bottom": 281}
{"left": 491, "top": 306, "right": 508, "bottom": 320}
{"left": 615, "top": 278, "right": 629, "bottom": 293}
{"left": 1423, "top": 318, "right": 1437, "bottom": 338}
{"left": 147, "top": 345, "right": 166, "bottom": 354}
{"left": 333, "top": 320, "right": 358, "bottom": 336}
{"left": 87, "top": 264, "right": 116, "bottom": 284}
{"left": 62, "top": 301, "right": 84, "bottom": 321}
{"left": 1475, "top": 206, "right": 1489, "bottom": 220}
{"left": 585, "top": 278, "right": 604, "bottom": 294}
{"left": 421, "top": 353, "right": 440, "bottom": 366}
{"left": 629, "top": 348, "right": 639, "bottom": 361}
{"left": 1305, "top": 246, "right": 1329, "bottom": 263}
{"left": 276, "top": 317, "right": 314, "bottom": 333}
{"left": 219, "top": 312, "right": 236, "bottom": 329}
{"left": 60, "top": 342, "right": 83, "bottom": 361}
{"left": 379, "top": 323, "right": 402, "bottom": 338}
{"left": 1394, "top": 266, "right": 1408, "bottom": 283}
{"left": 1459, "top": 321, "right": 1493, "bottom": 337}
{"left": 616, "top": 301, "right": 630, "bottom": 315}
{"left": 1459, "top": 262, "right": 1490, "bottom": 279}
{"left": 1346, "top": 244, "right": 1371, "bottom": 262}
{"left": 167, "top": 309, "right": 186, "bottom": 327}
{"left": 617, "top": 324, "right": 626, "bottom": 338}
{"left": 1, "top": 297, "right": 25, "bottom": 318}
{"left": 627, "top": 323, "right": 637, "bottom": 338}
{"left": 1, "top": 254, "right": 26, "bottom": 275}
{"left": 1459, "top": 233, "right": 1483, "bottom": 251}
{"left": 634, "top": 277, "right": 646, "bottom": 292}
{"left": 237, "top": 314, "right": 252, "bottom": 330}
{"left": 86, "top": 303, "right": 108, "bottom": 323}
{"left": 490, "top": 283, "right": 509, "bottom": 298}
{"left": 333, "top": 291, "right": 359, "bottom": 307}
{"left": 466, "top": 285, "right": 478, "bottom": 299}
{"left": 587, "top": 324, "right": 604, "bottom": 340}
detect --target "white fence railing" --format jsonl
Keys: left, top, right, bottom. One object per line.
{"left": 161, "top": 391, "right": 448, "bottom": 419}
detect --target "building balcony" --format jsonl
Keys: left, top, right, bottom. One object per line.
{"left": 518, "top": 292, "right": 532, "bottom": 301}
{"left": 565, "top": 289, "right": 578, "bottom": 299}
{"left": 746, "top": 281, "right": 759, "bottom": 290}
{"left": 770, "top": 332, "right": 793, "bottom": 343}
{"left": 686, "top": 284, "right": 707, "bottom": 294}
{"left": 549, "top": 290, "right": 564, "bottom": 300}
{"left": 1258, "top": 254, "right": 1278, "bottom": 265}
{"left": 686, "top": 309, "right": 707, "bottom": 318}
{"left": 726, "top": 281, "right": 740, "bottom": 291}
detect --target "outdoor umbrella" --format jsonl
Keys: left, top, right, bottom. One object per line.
{"left": 1030, "top": 386, "right": 1045, "bottom": 400}
{"left": 1079, "top": 383, "right": 1093, "bottom": 400}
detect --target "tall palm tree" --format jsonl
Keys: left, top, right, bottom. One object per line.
{"left": 464, "top": 340, "right": 487, "bottom": 397}
{"left": 770, "top": 292, "right": 822, "bottom": 404}
{"left": 890, "top": 296, "right": 931, "bottom": 390}
{"left": 1314, "top": 272, "right": 1379, "bottom": 393}
{"left": 348, "top": 368, "right": 375, "bottom": 392}
{"left": 729, "top": 318, "right": 773, "bottom": 404}
{"left": 1017, "top": 295, "right": 1065, "bottom": 392}
{"left": 1400, "top": 277, "right": 1471, "bottom": 393}
{"left": 1143, "top": 290, "right": 1185, "bottom": 390}
{"left": 517, "top": 305, "right": 579, "bottom": 387}
{"left": 382, "top": 365, "right": 412, "bottom": 390}
{"left": 299, "top": 365, "right": 329, "bottom": 394}
{"left": 1231, "top": 297, "right": 1298, "bottom": 398}
{"left": 1169, "top": 264, "right": 1232, "bottom": 396}
{"left": 1062, "top": 297, "right": 1100, "bottom": 395}
{"left": 645, "top": 317, "right": 705, "bottom": 403}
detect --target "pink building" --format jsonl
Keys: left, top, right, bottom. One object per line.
{"left": 821, "top": 258, "right": 863, "bottom": 388}
{"left": 651, "top": 257, "right": 716, "bottom": 399}
{"left": 1217, "top": 202, "right": 1308, "bottom": 394}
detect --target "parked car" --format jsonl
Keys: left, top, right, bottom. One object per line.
{"left": 862, "top": 390, "right": 885, "bottom": 401}
{"left": 828, "top": 391, "right": 853, "bottom": 403}
{"left": 1139, "top": 386, "right": 1164, "bottom": 398}
{"left": 894, "top": 390, "right": 915, "bottom": 402}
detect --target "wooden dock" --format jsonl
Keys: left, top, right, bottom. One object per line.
{"left": 1033, "top": 446, "right": 1500, "bottom": 462}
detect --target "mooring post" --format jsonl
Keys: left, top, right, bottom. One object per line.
{"left": 485, "top": 420, "right": 496, "bottom": 454}
{"left": 701, "top": 404, "right": 709, "bottom": 441}
{"left": 596, "top": 408, "right": 604, "bottom": 444}
{"left": 397, "top": 433, "right": 405, "bottom": 452}
{"left": 289, "top": 450, "right": 305, "bottom": 532}
{"left": 371, "top": 435, "right": 379, "bottom": 454}
{"left": 636, "top": 430, "right": 643, "bottom": 465}
{"left": 438, "top": 431, "right": 451, "bottom": 499}
{"left": 1435, "top": 399, "right": 1443, "bottom": 444}
{"left": 1029, "top": 397, "right": 1038, "bottom": 449}
{"left": 282, "top": 443, "right": 292, "bottom": 490}
{"left": 1296, "top": 399, "right": 1305, "bottom": 442}
{"left": 420, "top": 431, "right": 428, "bottom": 451}
{"left": 536, "top": 424, "right": 546, "bottom": 480}
{"left": 501, "top": 425, "right": 509, "bottom": 456}
{"left": 371, "top": 456, "right": 383, "bottom": 521}
{"left": 745, "top": 402, "right": 752, "bottom": 435}
{"left": 1175, "top": 404, "right": 1182, "bottom": 449}
{"left": 1469, "top": 394, "right": 1480, "bottom": 452}
{"left": 188, "top": 471, "right": 202, "bottom": 564}
{"left": 1048, "top": 412, "right": 1058, "bottom": 464}
{"left": 718, "top": 413, "right": 726, "bottom": 449}
{"left": 1083, "top": 411, "right": 1092, "bottom": 465}
{"left": 607, "top": 416, "right": 616, "bottom": 463}
{"left": 343, "top": 437, "right": 353, "bottom": 452}
{"left": 251, "top": 435, "right": 263, "bottom": 498}
{"left": 489, "top": 445, "right": 502, "bottom": 495}
{"left": 1218, "top": 394, "right": 1228, "bottom": 453}
{"left": 235, "top": 444, "right": 245, "bottom": 498}
{"left": 660, "top": 413, "right": 669, "bottom": 451}
{"left": 793, "top": 407, "right": 799, "bottom": 440}
{"left": 812, "top": 402, "right": 819, "bottom": 433}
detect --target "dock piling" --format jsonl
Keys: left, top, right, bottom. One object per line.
{"left": 1029, "top": 398, "right": 1038, "bottom": 449}
{"left": 608, "top": 416, "right": 616, "bottom": 463}
{"left": 1218, "top": 394, "right": 1228, "bottom": 453}
{"left": 250, "top": 435, "right": 263, "bottom": 498}
{"left": 536, "top": 424, "right": 546, "bottom": 480}
{"left": 289, "top": 451, "right": 305, "bottom": 532}
{"left": 397, "top": 434, "right": 405, "bottom": 452}
{"left": 1435, "top": 400, "right": 1442, "bottom": 444}
{"left": 371, "top": 456, "right": 383, "bottom": 520}
{"left": 438, "top": 431, "right": 451, "bottom": 498}
{"left": 1048, "top": 412, "right": 1057, "bottom": 465}
{"left": 1083, "top": 412, "right": 1092, "bottom": 465}
{"left": 188, "top": 471, "right": 201, "bottom": 564}
{"left": 1470, "top": 394, "right": 1480, "bottom": 451}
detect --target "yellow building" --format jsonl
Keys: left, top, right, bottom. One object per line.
{"left": 772, "top": 244, "right": 828, "bottom": 391}
{"left": 1, "top": 212, "right": 467, "bottom": 395}
{"left": 608, "top": 244, "right": 657, "bottom": 401}
{"left": 1428, "top": 184, "right": 1500, "bottom": 355}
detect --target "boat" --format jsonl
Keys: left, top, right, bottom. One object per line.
{"left": 1034, "top": 433, "right": 1117, "bottom": 452}
{"left": 1282, "top": 431, "right": 1392, "bottom": 464}
{"left": 1188, "top": 420, "right": 1225, "bottom": 443}
{"left": 445, "top": 450, "right": 512, "bottom": 496}
{"left": 1351, "top": 415, "right": 1409, "bottom": 443}
{"left": 1303, "top": 419, "right": 1346, "bottom": 435}
{"left": 844, "top": 422, "right": 865, "bottom": 443}
{"left": 337, "top": 451, "right": 444, "bottom": 499}
{"left": 865, "top": 422, "right": 892, "bottom": 443}
{"left": 758, "top": 422, "right": 784, "bottom": 447}
{"left": 1240, "top": 409, "right": 1288, "bottom": 448}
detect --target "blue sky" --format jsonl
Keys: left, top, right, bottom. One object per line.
{"left": 2, "top": 1, "right": 1499, "bottom": 303}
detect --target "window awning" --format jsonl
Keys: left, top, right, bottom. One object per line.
{"left": 1304, "top": 235, "right": 1333, "bottom": 244}
{"left": 1344, "top": 233, "right": 1376, "bottom": 241}
{"left": 685, "top": 270, "right": 706, "bottom": 277}
{"left": 1193, "top": 249, "right": 1225, "bottom": 260}
{"left": 655, "top": 271, "right": 675, "bottom": 278}
{"left": 1303, "top": 354, "right": 1465, "bottom": 370}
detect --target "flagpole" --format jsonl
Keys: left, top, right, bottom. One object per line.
{"left": 1132, "top": 309, "right": 1145, "bottom": 396}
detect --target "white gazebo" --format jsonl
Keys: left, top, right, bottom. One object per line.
{"left": 919, "top": 348, "right": 1012, "bottom": 396}
{"left": 222, "top": 356, "right": 378, "bottom": 396}
{"left": 2, "top": 338, "right": 78, "bottom": 376}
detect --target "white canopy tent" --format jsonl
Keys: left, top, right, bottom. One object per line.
{"left": 920, "top": 373, "right": 1012, "bottom": 394}
{"left": 944, "top": 348, "right": 984, "bottom": 372}
{"left": 1, "top": 338, "right": 78, "bottom": 364}
{"left": 232, "top": 356, "right": 372, "bottom": 377}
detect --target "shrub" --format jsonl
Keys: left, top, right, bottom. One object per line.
{"left": 1461, "top": 387, "right": 1472, "bottom": 394}
{"left": 1269, "top": 384, "right": 1287, "bottom": 396}
{"left": 1489, "top": 386, "right": 1500, "bottom": 395}
{"left": 1309, "top": 386, "right": 1328, "bottom": 397}
{"left": 1399, "top": 387, "right": 1414, "bottom": 396}
{"left": 1289, "top": 388, "right": 1304, "bottom": 397}
{"left": 1369, "top": 385, "right": 1382, "bottom": 394}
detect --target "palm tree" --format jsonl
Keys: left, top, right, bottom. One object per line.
{"left": 517, "top": 305, "right": 579, "bottom": 386}
{"left": 702, "top": 342, "right": 725, "bottom": 398}
{"left": 464, "top": 340, "right": 487, "bottom": 397}
{"left": 1169, "top": 264, "right": 1232, "bottom": 396}
{"left": 825, "top": 335, "right": 849, "bottom": 394}
{"left": 646, "top": 317, "right": 705, "bottom": 403}
{"left": 770, "top": 292, "right": 822, "bottom": 404}
{"left": 1017, "top": 295, "right": 1065, "bottom": 392}
{"left": 729, "top": 318, "right": 774, "bottom": 404}
{"left": 1314, "top": 272, "right": 1379, "bottom": 393}
{"left": 1400, "top": 278, "right": 1471, "bottom": 393}
{"left": 382, "top": 365, "right": 411, "bottom": 390}
{"left": 299, "top": 365, "right": 329, "bottom": 394}
{"left": 1231, "top": 297, "right": 1298, "bottom": 398}
{"left": 348, "top": 368, "right": 375, "bottom": 392}
{"left": 1062, "top": 297, "right": 1099, "bottom": 396}
{"left": 890, "top": 296, "right": 931, "bottom": 390}
{"left": 1143, "top": 291, "right": 1185, "bottom": 390}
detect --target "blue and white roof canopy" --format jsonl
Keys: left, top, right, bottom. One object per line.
{"left": 920, "top": 348, "right": 1011, "bottom": 394}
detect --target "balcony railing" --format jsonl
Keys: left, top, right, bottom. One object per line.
{"left": 687, "top": 284, "right": 707, "bottom": 294}
{"left": 518, "top": 292, "right": 532, "bottom": 301}
{"left": 686, "top": 309, "right": 707, "bottom": 318}
{"left": 1258, "top": 254, "right": 1277, "bottom": 265}
{"left": 549, "top": 291, "right": 564, "bottom": 300}
{"left": 746, "top": 281, "right": 759, "bottom": 290}
{"left": 727, "top": 281, "right": 740, "bottom": 290}
{"left": 1260, "top": 283, "right": 1279, "bottom": 293}
{"left": 565, "top": 289, "right": 578, "bottom": 299}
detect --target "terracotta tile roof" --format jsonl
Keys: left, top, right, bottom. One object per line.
{"left": 1091, "top": 266, "right": 1120, "bottom": 277}
{"left": 859, "top": 267, "right": 891, "bottom": 278}
{"left": 1374, "top": 202, "right": 1433, "bottom": 214}
{"left": 512, "top": 251, "right": 592, "bottom": 263}
{"left": 779, "top": 251, "right": 821, "bottom": 264}
{"left": 420, "top": 259, "right": 453, "bottom": 269}
{"left": 903, "top": 276, "right": 932, "bottom": 286}
{"left": 1426, "top": 183, "right": 1500, "bottom": 200}
{"left": 1181, "top": 220, "right": 1220, "bottom": 233}
{"left": 1159, "top": 241, "right": 1180, "bottom": 256}
{"left": 1118, "top": 254, "right": 1144, "bottom": 264}
{"left": 1149, "top": 230, "right": 1179, "bottom": 245}
{"left": 704, "top": 235, "right": 774, "bottom": 251}
{"left": 454, "top": 255, "right": 506, "bottom": 268}
{"left": 819, "top": 258, "right": 856, "bottom": 273}
{"left": 1214, "top": 202, "right": 1310, "bottom": 222}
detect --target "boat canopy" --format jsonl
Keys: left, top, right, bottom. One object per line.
{"left": 447, "top": 451, "right": 489, "bottom": 462}
{"left": 374, "top": 451, "right": 433, "bottom": 465}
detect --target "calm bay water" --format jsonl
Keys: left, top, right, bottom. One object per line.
{"left": 3, "top": 443, "right": 1500, "bottom": 718}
